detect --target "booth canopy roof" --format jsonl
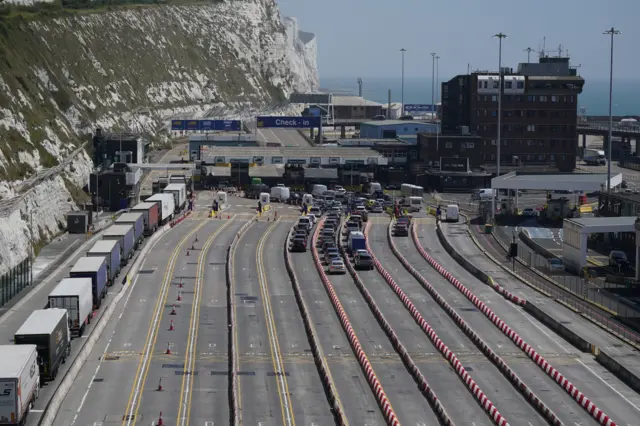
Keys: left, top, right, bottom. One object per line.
{"left": 566, "top": 216, "right": 637, "bottom": 234}
{"left": 492, "top": 172, "right": 623, "bottom": 192}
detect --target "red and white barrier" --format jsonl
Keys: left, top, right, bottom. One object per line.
{"left": 361, "top": 222, "right": 510, "bottom": 426}
{"left": 311, "top": 219, "right": 401, "bottom": 426}
{"left": 338, "top": 225, "right": 454, "bottom": 425}
{"left": 378, "top": 222, "right": 564, "bottom": 424}
{"left": 411, "top": 223, "right": 618, "bottom": 426}
{"left": 170, "top": 210, "right": 192, "bottom": 228}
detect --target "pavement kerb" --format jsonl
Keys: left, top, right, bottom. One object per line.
{"left": 284, "top": 224, "right": 349, "bottom": 426}
{"left": 339, "top": 221, "right": 454, "bottom": 425}
{"left": 376, "top": 220, "right": 555, "bottom": 426}
{"left": 38, "top": 210, "right": 191, "bottom": 426}
{"left": 310, "top": 218, "right": 401, "bottom": 426}
{"left": 227, "top": 214, "right": 258, "bottom": 426}
{"left": 410, "top": 221, "right": 618, "bottom": 426}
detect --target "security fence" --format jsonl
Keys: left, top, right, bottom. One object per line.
{"left": 0, "top": 258, "right": 32, "bottom": 309}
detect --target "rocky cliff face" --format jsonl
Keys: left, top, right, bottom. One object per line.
{"left": 0, "top": 0, "right": 319, "bottom": 274}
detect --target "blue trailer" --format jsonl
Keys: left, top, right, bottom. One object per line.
{"left": 348, "top": 231, "right": 366, "bottom": 253}
{"left": 69, "top": 257, "right": 108, "bottom": 310}
{"left": 116, "top": 212, "right": 144, "bottom": 249}
{"left": 102, "top": 224, "right": 135, "bottom": 266}
{"left": 86, "top": 239, "right": 121, "bottom": 286}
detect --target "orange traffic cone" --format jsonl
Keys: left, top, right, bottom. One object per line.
{"left": 157, "top": 411, "right": 164, "bottom": 425}
{"left": 165, "top": 344, "right": 171, "bottom": 355}
{"left": 168, "top": 320, "right": 174, "bottom": 331}
{"left": 157, "top": 377, "right": 163, "bottom": 391}
{"left": 170, "top": 304, "right": 177, "bottom": 315}
{"left": 177, "top": 291, "right": 182, "bottom": 301}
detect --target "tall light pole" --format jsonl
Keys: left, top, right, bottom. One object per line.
{"left": 400, "top": 49, "right": 407, "bottom": 116}
{"left": 523, "top": 47, "right": 535, "bottom": 63}
{"left": 435, "top": 55, "right": 440, "bottom": 109}
{"left": 492, "top": 32, "right": 507, "bottom": 219}
{"left": 430, "top": 52, "right": 436, "bottom": 117}
{"left": 604, "top": 27, "right": 621, "bottom": 196}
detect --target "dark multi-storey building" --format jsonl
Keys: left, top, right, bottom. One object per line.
{"left": 432, "top": 55, "right": 584, "bottom": 173}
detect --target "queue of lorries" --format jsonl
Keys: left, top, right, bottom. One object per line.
{"left": 0, "top": 182, "right": 189, "bottom": 426}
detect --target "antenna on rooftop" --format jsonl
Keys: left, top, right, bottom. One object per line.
{"left": 557, "top": 44, "right": 563, "bottom": 57}
{"left": 523, "top": 47, "right": 535, "bottom": 63}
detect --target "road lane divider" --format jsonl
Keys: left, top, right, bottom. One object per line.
{"left": 361, "top": 222, "right": 514, "bottom": 426}
{"left": 410, "top": 222, "right": 619, "bottom": 426}
{"left": 255, "top": 219, "right": 296, "bottom": 426}
{"left": 284, "top": 224, "right": 349, "bottom": 426}
{"left": 122, "top": 218, "right": 213, "bottom": 426}
{"left": 39, "top": 211, "right": 193, "bottom": 426}
{"left": 377, "top": 221, "right": 566, "bottom": 425}
{"left": 337, "top": 223, "right": 454, "bottom": 425}
{"left": 179, "top": 219, "right": 236, "bottom": 426}
{"left": 227, "top": 214, "right": 259, "bottom": 426}
{"left": 311, "top": 218, "right": 401, "bottom": 426}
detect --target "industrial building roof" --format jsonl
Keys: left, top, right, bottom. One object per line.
{"left": 361, "top": 120, "right": 437, "bottom": 127}
{"left": 204, "top": 166, "right": 232, "bottom": 177}
{"left": 331, "top": 95, "right": 383, "bottom": 107}
{"left": 202, "top": 146, "right": 383, "bottom": 159}
{"left": 492, "top": 171, "right": 623, "bottom": 192}
{"left": 565, "top": 216, "right": 636, "bottom": 233}
{"left": 249, "top": 165, "right": 285, "bottom": 178}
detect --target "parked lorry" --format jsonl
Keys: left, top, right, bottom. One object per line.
{"left": 270, "top": 186, "right": 290, "bottom": 202}
{"left": 69, "top": 257, "right": 108, "bottom": 309}
{"left": 584, "top": 148, "right": 607, "bottom": 166}
{"left": 245, "top": 183, "right": 269, "bottom": 199}
{"left": 348, "top": 231, "right": 366, "bottom": 253}
{"left": 86, "top": 240, "right": 121, "bottom": 285}
{"left": 131, "top": 202, "right": 159, "bottom": 236}
{"left": 0, "top": 345, "right": 39, "bottom": 425}
{"left": 163, "top": 183, "right": 187, "bottom": 211}
{"left": 14, "top": 309, "right": 71, "bottom": 383}
{"left": 102, "top": 224, "right": 135, "bottom": 265}
{"left": 48, "top": 278, "right": 93, "bottom": 337}
{"left": 115, "top": 212, "right": 144, "bottom": 249}
{"left": 146, "top": 193, "right": 175, "bottom": 224}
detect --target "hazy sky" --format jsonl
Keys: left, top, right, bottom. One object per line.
{"left": 276, "top": 0, "right": 638, "bottom": 81}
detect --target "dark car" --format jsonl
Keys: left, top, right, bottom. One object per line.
{"left": 290, "top": 237, "right": 307, "bottom": 252}
{"left": 394, "top": 223, "right": 409, "bottom": 236}
{"left": 609, "top": 250, "right": 629, "bottom": 268}
{"left": 291, "top": 230, "right": 308, "bottom": 241}
{"left": 354, "top": 250, "right": 374, "bottom": 270}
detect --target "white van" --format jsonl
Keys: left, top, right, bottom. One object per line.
{"left": 475, "top": 188, "right": 497, "bottom": 200}
{"left": 312, "top": 184, "right": 327, "bottom": 198}
{"left": 408, "top": 196, "right": 422, "bottom": 212}
{"left": 270, "top": 186, "right": 290, "bottom": 202}
{"left": 445, "top": 204, "right": 459, "bottom": 222}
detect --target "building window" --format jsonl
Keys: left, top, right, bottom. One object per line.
{"left": 491, "top": 95, "right": 497, "bottom": 102}
{"left": 563, "top": 96, "right": 568, "bottom": 103}
{"left": 505, "top": 81, "right": 512, "bottom": 89}
{"left": 570, "top": 95, "right": 575, "bottom": 103}
{"left": 550, "top": 154, "right": 555, "bottom": 161}
{"left": 477, "top": 110, "right": 480, "bottom": 117}
{"left": 478, "top": 81, "right": 483, "bottom": 89}
{"left": 528, "top": 95, "right": 536, "bottom": 102}
{"left": 551, "top": 96, "right": 558, "bottom": 103}
{"left": 445, "top": 142, "right": 453, "bottom": 148}
{"left": 526, "top": 110, "right": 536, "bottom": 117}
{"left": 505, "top": 95, "right": 512, "bottom": 101}
{"left": 540, "top": 95, "right": 547, "bottom": 102}
{"left": 539, "top": 110, "right": 547, "bottom": 117}
{"left": 527, "top": 125, "right": 536, "bottom": 132}
{"left": 515, "top": 110, "right": 523, "bottom": 117}
{"left": 484, "top": 109, "right": 487, "bottom": 116}
{"left": 491, "top": 110, "right": 497, "bottom": 117}
{"left": 515, "top": 95, "right": 521, "bottom": 102}
{"left": 504, "top": 110, "right": 512, "bottom": 117}
{"left": 527, "top": 140, "right": 533, "bottom": 146}
{"left": 491, "top": 140, "right": 496, "bottom": 146}
{"left": 516, "top": 81, "right": 524, "bottom": 89}
{"left": 491, "top": 154, "right": 496, "bottom": 160}
{"left": 493, "top": 80, "right": 499, "bottom": 89}
{"left": 550, "top": 125, "right": 558, "bottom": 133}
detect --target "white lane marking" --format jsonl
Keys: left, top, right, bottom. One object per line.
{"left": 576, "top": 359, "right": 640, "bottom": 413}
{"left": 517, "top": 307, "right": 571, "bottom": 354}
{"left": 69, "top": 275, "right": 141, "bottom": 425}
{"left": 256, "top": 224, "right": 294, "bottom": 426}
{"left": 29, "top": 410, "right": 44, "bottom": 413}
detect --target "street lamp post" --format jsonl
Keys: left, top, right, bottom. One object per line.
{"left": 400, "top": 48, "right": 407, "bottom": 116}
{"left": 435, "top": 55, "right": 440, "bottom": 111}
{"left": 604, "top": 27, "right": 621, "bottom": 195}
{"left": 492, "top": 32, "right": 507, "bottom": 219}
{"left": 430, "top": 52, "right": 436, "bottom": 117}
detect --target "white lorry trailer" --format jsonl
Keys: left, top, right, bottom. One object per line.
{"left": 0, "top": 345, "right": 39, "bottom": 425}
{"left": 48, "top": 278, "right": 93, "bottom": 338}
{"left": 163, "top": 183, "right": 187, "bottom": 211}
{"left": 146, "top": 193, "right": 175, "bottom": 224}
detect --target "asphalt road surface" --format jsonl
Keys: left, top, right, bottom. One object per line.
{"left": 51, "top": 218, "right": 241, "bottom": 426}
{"left": 412, "top": 219, "right": 640, "bottom": 425}
{"left": 366, "top": 222, "right": 548, "bottom": 425}
{"left": 257, "top": 128, "right": 312, "bottom": 147}
{"left": 233, "top": 220, "right": 332, "bottom": 426}
{"left": 289, "top": 228, "right": 386, "bottom": 426}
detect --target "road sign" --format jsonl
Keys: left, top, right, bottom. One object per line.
{"left": 171, "top": 120, "right": 241, "bottom": 131}
{"left": 256, "top": 116, "right": 320, "bottom": 129}
{"left": 404, "top": 104, "right": 435, "bottom": 113}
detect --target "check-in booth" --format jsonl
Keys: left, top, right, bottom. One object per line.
{"left": 216, "top": 191, "right": 228, "bottom": 210}
{"left": 259, "top": 192, "right": 270, "bottom": 212}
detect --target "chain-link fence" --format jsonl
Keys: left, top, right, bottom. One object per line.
{"left": 492, "top": 226, "right": 640, "bottom": 343}
{"left": 0, "top": 258, "right": 32, "bottom": 309}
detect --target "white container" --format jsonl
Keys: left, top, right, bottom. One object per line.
{"left": 0, "top": 345, "right": 39, "bottom": 425}
{"left": 48, "top": 278, "right": 93, "bottom": 337}
{"left": 147, "top": 193, "right": 176, "bottom": 222}
{"left": 163, "top": 183, "right": 187, "bottom": 210}
{"left": 270, "top": 186, "right": 290, "bottom": 202}
{"left": 445, "top": 204, "right": 459, "bottom": 222}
